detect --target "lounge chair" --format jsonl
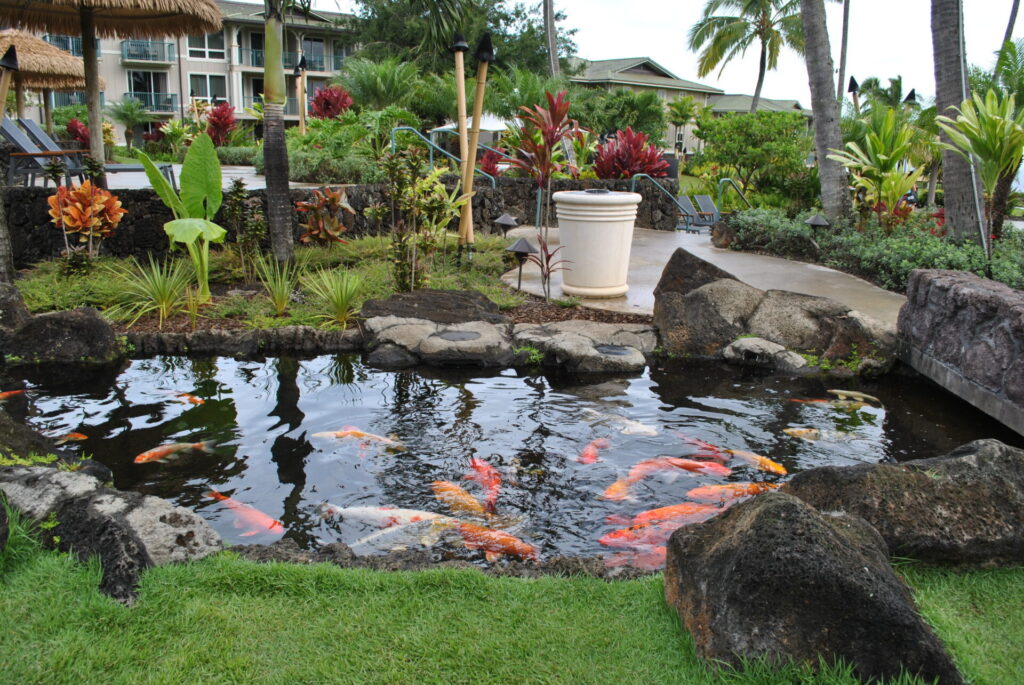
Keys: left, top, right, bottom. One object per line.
{"left": 695, "top": 194, "right": 722, "bottom": 224}
{"left": 677, "top": 195, "right": 716, "bottom": 233}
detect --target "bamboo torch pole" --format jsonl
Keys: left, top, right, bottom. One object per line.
{"left": 457, "top": 32, "right": 494, "bottom": 265}
{"left": 0, "top": 46, "right": 18, "bottom": 118}
{"left": 450, "top": 33, "right": 470, "bottom": 184}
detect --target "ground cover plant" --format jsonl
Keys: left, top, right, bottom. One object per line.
{"left": 0, "top": 512, "right": 1019, "bottom": 684}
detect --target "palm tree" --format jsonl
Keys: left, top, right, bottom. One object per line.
{"left": 859, "top": 76, "right": 917, "bottom": 110}
{"left": 988, "top": 39, "right": 1024, "bottom": 235}
{"left": 688, "top": 0, "right": 804, "bottom": 113}
{"left": 544, "top": 0, "right": 559, "bottom": 76}
{"left": 335, "top": 58, "right": 420, "bottom": 110}
{"left": 800, "top": 0, "right": 851, "bottom": 222}
{"left": 486, "top": 67, "right": 568, "bottom": 118}
{"left": 105, "top": 99, "right": 156, "bottom": 151}
{"left": 931, "top": 0, "right": 985, "bottom": 245}
{"left": 0, "top": 197, "right": 13, "bottom": 283}
{"left": 835, "top": 0, "right": 850, "bottom": 101}
{"left": 264, "top": 0, "right": 293, "bottom": 263}
{"left": 667, "top": 96, "right": 698, "bottom": 152}
{"left": 1003, "top": 0, "right": 1020, "bottom": 52}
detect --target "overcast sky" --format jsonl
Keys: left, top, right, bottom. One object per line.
{"left": 314, "top": 0, "right": 1023, "bottom": 105}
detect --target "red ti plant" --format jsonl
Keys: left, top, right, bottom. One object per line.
{"left": 309, "top": 85, "right": 353, "bottom": 119}
{"left": 507, "top": 90, "right": 580, "bottom": 239}
{"left": 526, "top": 231, "right": 570, "bottom": 302}
{"left": 478, "top": 147, "right": 506, "bottom": 177}
{"left": 205, "top": 102, "right": 237, "bottom": 147}
{"left": 66, "top": 118, "right": 90, "bottom": 147}
{"left": 594, "top": 127, "right": 669, "bottom": 179}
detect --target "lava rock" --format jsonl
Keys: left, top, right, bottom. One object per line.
{"left": 0, "top": 282, "right": 30, "bottom": 332}
{"left": 5, "top": 307, "right": 125, "bottom": 387}
{"left": 126, "top": 326, "right": 362, "bottom": 358}
{"left": 364, "top": 343, "right": 420, "bottom": 369}
{"left": 364, "top": 316, "right": 514, "bottom": 368}
{"left": 782, "top": 438, "right": 1024, "bottom": 566}
{"left": 512, "top": 321, "right": 656, "bottom": 373}
{"left": 362, "top": 289, "right": 509, "bottom": 325}
{"left": 664, "top": 492, "right": 963, "bottom": 684}
{"left": 655, "top": 279, "right": 764, "bottom": 356}
{"left": 653, "top": 247, "right": 739, "bottom": 299}
{"left": 0, "top": 406, "right": 52, "bottom": 457}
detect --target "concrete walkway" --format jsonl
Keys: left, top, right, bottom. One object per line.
{"left": 104, "top": 165, "right": 321, "bottom": 190}
{"left": 501, "top": 227, "right": 907, "bottom": 326}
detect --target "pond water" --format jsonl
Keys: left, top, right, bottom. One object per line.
{"left": 16, "top": 356, "right": 1022, "bottom": 569}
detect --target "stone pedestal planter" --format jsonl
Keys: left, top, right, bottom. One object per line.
{"left": 553, "top": 189, "right": 642, "bottom": 298}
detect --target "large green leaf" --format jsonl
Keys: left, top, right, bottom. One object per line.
{"left": 164, "top": 218, "right": 227, "bottom": 246}
{"left": 180, "top": 133, "right": 223, "bottom": 220}
{"left": 137, "top": 150, "right": 186, "bottom": 219}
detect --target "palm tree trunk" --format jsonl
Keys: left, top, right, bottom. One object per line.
{"left": 800, "top": 0, "right": 852, "bottom": 223}
{"left": 0, "top": 188, "right": 14, "bottom": 283}
{"left": 990, "top": 161, "right": 1019, "bottom": 238}
{"left": 836, "top": 0, "right": 850, "bottom": 101}
{"left": 1003, "top": 0, "right": 1020, "bottom": 50}
{"left": 927, "top": 164, "right": 940, "bottom": 208}
{"left": 544, "top": 0, "right": 559, "bottom": 76}
{"left": 80, "top": 9, "right": 106, "bottom": 188}
{"left": 264, "top": 1, "right": 293, "bottom": 263}
{"left": 932, "top": 0, "right": 986, "bottom": 246}
{"left": 750, "top": 41, "right": 767, "bottom": 113}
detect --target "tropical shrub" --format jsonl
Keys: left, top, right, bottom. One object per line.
{"left": 254, "top": 253, "right": 302, "bottom": 316}
{"left": 221, "top": 178, "right": 265, "bottom": 283}
{"left": 573, "top": 87, "right": 666, "bottom": 141}
{"left": 301, "top": 268, "right": 362, "bottom": 327}
{"left": 206, "top": 102, "right": 238, "bottom": 147}
{"left": 104, "top": 256, "right": 192, "bottom": 328}
{"left": 593, "top": 127, "right": 669, "bottom": 179}
{"left": 296, "top": 187, "right": 355, "bottom": 245}
{"left": 695, "top": 111, "right": 811, "bottom": 193}
{"left": 53, "top": 104, "right": 87, "bottom": 133}
{"left": 216, "top": 146, "right": 257, "bottom": 166}
{"left": 478, "top": 147, "right": 506, "bottom": 176}
{"left": 309, "top": 85, "right": 353, "bottom": 119}
{"left": 105, "top": 99, "right": 156, "bottom": 150}
{"left": 66, "top": 118, "right": 90, "bottom": 146}
{"left": 47, "top": 181, "right": 127, "bottom": 257}
{"left": 334, "top": 58, "right": 420, "bottom": 110}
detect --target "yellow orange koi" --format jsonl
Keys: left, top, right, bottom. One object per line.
{"left": 686, "top": 482, "right": 780, "bottom": 503}
{"left": 432, "top": 480, "right": 487, "bottom": 518}
{"left": 726, "top": 449, "right": 788, "bottom": 475}
{"left": 458, "top": 522, "right": 539, "bottom": 562}
{"left": 134, "top": 441, "right": 213, "bottom": 464}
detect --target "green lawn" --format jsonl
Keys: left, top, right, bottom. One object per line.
{"left": 1, "top": 515, "right": 1021, "bottom": 684}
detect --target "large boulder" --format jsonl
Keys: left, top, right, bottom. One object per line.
{"left": 5, "top": 307, "right": 125, "bottom": 386}
{"left": 0, "top": 406, "right": 52, "bottom": 458}
{"left": 512, "top": 321, "right": 656, "bottom": 373}
{"left": 0, "top": 283, "right": 30, "bottom": 332}
{"left": 362, "top": 289, "right": 508, "bottom": 325}
{"left": 655, "top": 279, "right": 764, "bottom": 356}
{"left": 363, "top": 316, "right": 514, "bottom": 368}
{"left": 665, "top": 492, "right": 963, "bottom": 684}
{"left": 653, "top": 247, "right": 738, "bottom": 299}
{"left": 783, "top": 439, "right": 1024, "bottom": 566}
{"left": 0, "top": 466, "right": 221, "bottom": 602}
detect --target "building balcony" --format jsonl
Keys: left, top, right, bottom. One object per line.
{"left": 125, "top": 92, "right": 178, "bottom": 113}
{"left": 43, "top": 34, "right": 83, "bottom": 57}
{"left": 52, "top": 91, "right": 104, "bottom": 108}
{"left": 333, "top": 54, "right": 345, "bottom": 71}
{"left": 121, "top": 40, "right": 176, "bottom": 64}
{"left": 238, "top": 48, "right": 265, "bottom": 68}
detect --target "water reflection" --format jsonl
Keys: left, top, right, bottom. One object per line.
{"left": 23, "top": 356, "right": 1023, "bottom": 560}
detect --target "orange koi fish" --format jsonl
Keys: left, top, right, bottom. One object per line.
{"left": 311, "top": 426, "right": 403, "bottom": 447}
{"left": 432, "top": 480, "right": 487, "bottom": 518}
{"left": 458, "top": 522, "right": 539, "bottom": 562}
{"left": 206, "top": 490, "right": 284, "bottom": 536}
{"left": 726, "top": 449, "right": 788, "bottom": 475}
{"left": 577, "top": 437, "right": 611, "bottom": 464}
{"left": 0, "top": 389, "right": 26, "bottom": 401}
{"left": 603, "top": 546, "right": 667, "bottom": 571}
{"left": 627, "top": 457, "right": 731, "bottom": 483}
{"left": 463, "top": 457, "right": 501, "bottom": 514}
{"left": 599, "top": 520, "right": 689, "bottom": 549}
{"left": 686, "top": 482, "right": 780, "bottom": 503}
{"left": 632, "top": 502, "right": 720, "bottom": 526}
{"left": 54, "top": 432, "right": 88, "bottom": 444}
{"left": 601, "top": 478, "right": 633, "bottom": 501}
{"left": 134, "top": 441, "right": 213, "bottom": 464}
{"left": 175, "top": 393, "right": 205, "bottom": 405}
{"left": 675, "top": 432, "right": 729, "bottom": 463}
{"left": 789, "top": 398, "right": 829, "bottom": 404}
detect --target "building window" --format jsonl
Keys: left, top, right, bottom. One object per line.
{"left": 188, "top": 32, "right": 225, "bottom": 59}
{"left": 189, "top": 74, "right": 228, "bottom": 103}
{"left": 301, "top": 37, "right": 325, "bottom": 70}
{"left": 129, "top": 71, "right": 166, "bottom": 94}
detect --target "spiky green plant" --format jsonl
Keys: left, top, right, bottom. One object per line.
{"left": 254, "top": 253, "right": 302, "bottom": 316}
{"left": 301, "top": 268, "right": 362, "bottom": 328}
{"left": 104, "top": 256, "right": 192, "bottom": 328}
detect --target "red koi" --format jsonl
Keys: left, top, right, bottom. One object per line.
{"left": 577, "top": 437, "right": 611, "bottom": 464}
{"left": 463, "top": 457, "right": 501, "bottom": 514}
{"left": 0, "top": 389, "right": 25, "bottom": 401}
{"left": 206, "top": 490, "right": 284, "bottom": 536}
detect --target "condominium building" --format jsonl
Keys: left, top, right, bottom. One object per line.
{"left": 36, "top": 0, "right": 354, "bottom": 139}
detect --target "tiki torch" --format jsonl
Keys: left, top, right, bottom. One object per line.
{"left": 457, "top": 32, "right": 495, "bottom": 265}
{"left": 0, "top": 46, "right": 18, "bottom": 113}
{"left": 450, "top": 33, "right": 470, "bottom": 186}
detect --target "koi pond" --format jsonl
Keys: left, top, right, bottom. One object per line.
{"left": 14, "top": 356, "right": 1022, "bottom": 569}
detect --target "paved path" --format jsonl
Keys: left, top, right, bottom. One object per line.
{"left": 104, "top": 165, "right": 320, "bottom": 190}
{"left": 501, "top": 227, "right": 907, "bottom": 326}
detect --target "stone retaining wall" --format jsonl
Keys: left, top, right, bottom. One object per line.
{"left": 898, "top": 269, "right": 1024, "bottom": 436}
{"left": 5, "top": 176, "right": 679, "bottom": 267}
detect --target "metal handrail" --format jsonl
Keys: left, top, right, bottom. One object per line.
{"left": 717, "top": 177, "right": 752, "bottom": 209}
{"left": 629, "top": 173, "right": 690, "bottom": 215}
{"left": 389, "top": 127, "right": 496, "bottom": 188}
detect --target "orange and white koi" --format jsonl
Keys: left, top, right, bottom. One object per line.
{"left": 175, "top": 393, "right": 205, "bottom": 405}
{"left": 53, "top": 431, "right": 88, "bottom": 444}
{"left": 206, "top": 490, "right": 284, "bottom": 536}
{"left": 0, "top": 389, "right": 25, "bottom": 401}
{"left": 311, "top": 425, "right": 403, "bottom": 447}
{"left": 631, "top": 502, "right": 721, "bottom": 526}
{"left": 463, "top": 457, "right": 501, "bottom": 514}
{"left": 577, "top": 437, "right": 611, "bottom": 464}
{"left": 134, "top": 441, "right": 213, "bottom": 464}
{"left": 458, "top": 522, "right": 539, "bottom": 562}
{"left": 432, "top": 480, "right": 487, "bottom": 518}
{"left": 725, "top": 449, "right": 788, "bottom": 475}
{"left": 686, "top": 482, "right": 780, "bottom": 503}
{"left": 316, "top": 503, "right": 447, "bottom": 527}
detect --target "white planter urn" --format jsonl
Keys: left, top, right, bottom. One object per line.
{"left": 553, "top": 189, "right": 642, "bottom": 298}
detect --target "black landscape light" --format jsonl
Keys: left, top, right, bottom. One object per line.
{"left": 805, "top": 214, "right": 830, "bottom": 234}
{"left": 494, "top": 213, "right": 518, "bottom": 237}
{"left": 293, "top": 54, "right": 307, "bottom": 77}
{"left": 0, "top": 45, "right": 18, "bottom": 107}
{"left": 506, "top": 237, "right": 538, "bottom": 291}
{"left": 449, "top": 32, "right": 469, "bottom": 54}
{"left": 847, "top": 76, "right": 858, "bottom": 94}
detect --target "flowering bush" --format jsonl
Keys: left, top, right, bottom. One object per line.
{"left": 478, "top": 147, "right": 505, "bottom": 177}
{"left": 47, "top": 181, "right": 128, "bottom": 256}
{"left": 206, "top": 101, "right": 237, "bottom": 147}
{"left": 66, "top": 118, "right": 89, "bottom": 146}
{"left": 309, "top": 86, "right": 353, "bottom": 119}
{"left": 594, "top": 127, "right": 668, "bottom": 179}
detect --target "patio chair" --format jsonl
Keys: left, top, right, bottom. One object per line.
{"left": 1, "top": 117, "right": 83, "bottom": 186}
{"left": 695, "top": 194, "right": 722, "bottom": 224}
{"left": 677, "top": 195, "right": 716, "bottom": 233}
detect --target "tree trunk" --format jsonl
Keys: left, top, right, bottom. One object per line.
{"left": 1003, "top": 0, "right": 1020, "bottom": 50}
{"left": 932, "top": 0, "right": 986, "bottom": 246}
{"left": 750, "top": 41, "right": 767, "bottom": 113}
{"left": 836, "top": 0, "right": 850, "bottom": 102}
{"left": 0, "top": 188, "right": 14, "bottom": 283}
{"left": 990, "top": 161, "right": 1018, "bottom": 238}
{"left": 800, "top": 0, "right": 852, "bottom": 223}
{"left": 927, "top": 163, "right": 940, "bottom": 208}
{"left": 264, "top": 2, "right": 293, "bottom": 263}
{"left": 544, "top": 0, "right": 559, "bottom": 76}
{"left": 80, "top": 10, "right": 106, "bottom": 188}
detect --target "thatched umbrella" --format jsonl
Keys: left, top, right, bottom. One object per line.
{"left": 0, "top": 29, "right": 103, "bottom": 133}
{"left": 0, "top": 0, "right": 221, "bottom": 168}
